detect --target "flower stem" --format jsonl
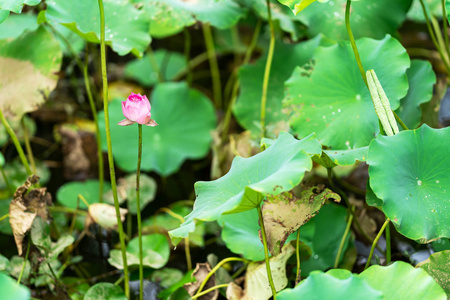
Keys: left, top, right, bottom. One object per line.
{"left": 295, "top": 228, "right": 301, "bottom": 285}
{"left": 364, "top": 218, "right": 390, "bottom": 270}
{"left": 261, "top": 0, "right": 275, "bottom": 139}
{"left": 257, "top": 205, "right": 277, "bottom": 299}
{"left": 0, "top": 109, "right": 32, "bottom": 176}
{"left": 442, "top": 0, "right": 450, "bottom": 60}
{"left": 195, "top": 257, "right": 248, "bottom": 296}
{"left": 192, "top": 284, "right": 229, "bottom": 299}
{"left": 83, "top": 45, "right": 104, "bottom": 203}
{"left": 136, "top": 124, "right": 144, "bottom": 300}
{"left": 148, "top": 47, "right": 164, "bottom": 83}
{"left": 97, "top": 0, "right": 129, "bottom": 297}
{"left": 385, "top": 219, "right": 391, "bottom": 264}
{"left": 345, "top": 0, "right": 367, "bottom": 87}
{"left": 17, "top": 239, "right": 30, "bottom": 284}
{"left": 419, "top": 0, "right": 450, "bottom": 75}
{"left": 202, "top": 23, "right": 222, "bottom": 109}
{"left": 334, "top": 208, "right": 353, "bottom": 268}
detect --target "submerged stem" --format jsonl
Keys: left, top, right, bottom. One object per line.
{"left": 97, "top": 0, "right": 129, "bottom": 297}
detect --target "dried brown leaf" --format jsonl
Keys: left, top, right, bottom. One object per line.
{"left": 260, "top": 185, "right": 340, "bottom": 256}
{"left": 9, "top": 175, "right": 52, "bottom": 255}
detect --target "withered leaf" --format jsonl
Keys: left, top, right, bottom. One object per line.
{"left": 9, "top": 175, "right": 52, "bottom": 255}
{"left": 184, "top": 262, "right": 218, "bottom": 300}
{"left": 260, "top": 185, "right": 340, "bottom": 256}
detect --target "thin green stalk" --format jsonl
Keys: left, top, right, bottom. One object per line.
{"left": 221, "top": 18, "right": 262, "bottom": 141}
{"left": 83, "top": 46, "right": 104, "bottom": 203}
{"left": 334, "top": 209, "right": 353, "bottom": 268}
{"left": 97, "top": 0, "right": 129, "bottom": 297}
{"left": 127, "top": 199, "right": 132, "bottom": 240}
{"left": 419, "top": 0, "right": 450, "bottom": 75}
{"left": 0, "top": 166, "right": 13, "bottom": 196}
{"left": 431, "top": 16, "right": 448, "bottom": 61}
{"left": 393, "top": 111, "right": 408, "bottom": 131}
{"left": 257, "top": 205, "right": 277, "bottom": 299}
{"left": 195, "top": 257, "right": 248, "bottom": 296}
{"left": 21, "top": 118, "right": 36, "bottom": 174}
{"left": 136, "top": 124, "right": 144, "bottom": 300}
{"left": 192, "top": 284, "right": 229, "bottom": 299}
{"left": 385, "top": 219, "right": 391, "bottom": 264}
{"left": 148, "top": 47, "right": 164, "bottom": 82}
{"left": 0, "top": 109, "right": 32, "bottom": 176}
{"left": 442, "top": 0, "right": 450, "bottom": 60}
{"left": 184, "top": 28, "right": 193, "bottom": 86}
{"left": 202, "top": 23, "right": 222, "bottom": 109}
{"left": 17, "top": 240, "right": 30, "bottom": 284}
{"left": 0, "top": 213, "right": 8, "bottom": 222}
{"left": 295, "top": 228, "right": 301, "bottom": 285}
{"left": 260, "top": 0, "right": 276, "bottom": 139}
{"left": 345, "top": 0, "right": 367, "bottom": 87}
{"left": 185, "top": 236, "right": 192, "bottom": 271}
{"left": 327, "top": 169, "right": 375, "bottom": 245}
{"left": 364, "top": 218, "right": 390, "bottom": 270}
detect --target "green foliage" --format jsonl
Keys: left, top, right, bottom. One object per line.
{"left": 285, "top": 35, "right": 409, "bottom": 149}
{"left": 368, "top": 125, "right": 450, "bottom": 242}
{"left": 44, "top": 0, "right": 151, "bottom": 57}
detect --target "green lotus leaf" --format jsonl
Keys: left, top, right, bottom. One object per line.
{"left": 124, "top": 50, "right": 187, "bottom": 87}
{"left": 169, "top": 132, "right": 317, "bottom": 245}
{"left": 261, "top": 132, "right": 322, "bottom": 155}
{"left": 285, "top": 35, "right": 410, "bottom": 149}
{"left": 432, "top": 238, "right": 450, "bottom": 251}
{"left": 0, "top": 9, "right": 9, "bottom": 24}
{"left": 108, "top": 234, "right": 170, "bottom": 269}
{"left": 0, "top": 26, "right": 62, "bottom": 119}
{"left": 0, "top": 0, "right": 41, "bottom": 14}
{"left": 314, "top": 146, "right": 369, "bottom": 168}
{"left": 56, "top": 180, "right": 112, "bottom": 209}
{"left": 277, "top": 0, "right": 323, "bottom": 14}
{"left": 0, "top": 199, "right": 12, "bottom": 235}
{"left": 103, "top": 174, "right": 156, "bottom": 214}
{"left": 133, "top": 0, "right": 246, "bottom": 33}
{"left": 0, "top": 152, "right": 4, "bottom": 167}
{"left": 360, "top": 261, "right": 447, "bottom": 299}
{"left": 408, "top": 0, "right": 441, "bottom": 22}
{"left": 84, "top": 283, "right": 126, "bottom": 300}
{"left": 44, "top": 0, "right": 150, "bottom": 57}
{"left": 277, "top": 270, "right": 383, "bottom": 300}
{"left": 234, "top": 35, "right": 333, "bottom": 137}
{"left": 417, "top": 250, "right": 450, "bottom": 297}
{"left": 368, "top": 124, "right": 450, "bottom": 242}
{"left": 0, "top": 272, "right": 30, "bottom": 300}
{"left": 297, "top": 0, "right": 412, "bottom": 40}
{"left": 396, "top": 60, "right": 436, "bottom": 129}
{"left": 0, "top": 13, "right": 38, "bottom": 39}
{"left": 98, "top": 82, "right": 216, "bottom": 176}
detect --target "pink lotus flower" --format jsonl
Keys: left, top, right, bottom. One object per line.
{"left": 118, "top": 93, "right": 158, "bottom": 126}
